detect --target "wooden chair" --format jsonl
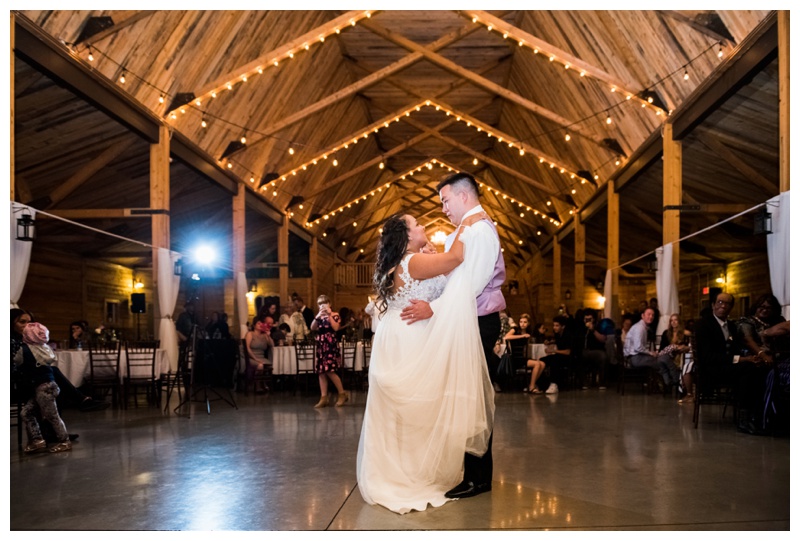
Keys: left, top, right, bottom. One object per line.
{"left": 11, "top": 370, "right": 24, "bottom": 446}
{"left": 240, "top": 338, "right": 272, "bottom": 394}
{"left": 616, "top": 336, "right": 658, "bottom": 395}
{"left": 507, "top": 340, "right": 533, "bottom": 391}
{"left": 360, "top": 339, "right": 372, "bottom": 392}
{"left": 340, "top": 340, "right": 358, "bottom": 388}
{"left": 693, "top": 368, "right": 735, "bottom": 429}
{"left": 123, "top": 340, "right": 160, "bottom": 408}
{"left": 88, "top": 342, "right": 122, "bottom": 407}
{"left": 294, "top": 340, "right": 316, "bottom": 394}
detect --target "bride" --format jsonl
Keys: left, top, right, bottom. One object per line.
{"left": 356, "top": 212, "right": 495, "bottom": 514}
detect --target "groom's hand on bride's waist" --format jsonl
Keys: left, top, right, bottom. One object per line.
{"left": 400, "top": 300, "right": 433, "bottom": 324}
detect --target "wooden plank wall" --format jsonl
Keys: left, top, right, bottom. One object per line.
{"left": 18, "top": 247, "right": 152, "bottom": 343}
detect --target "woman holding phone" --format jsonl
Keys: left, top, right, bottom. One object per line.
{"left": 309, "top": 294, "right": 349, "bottom": 408}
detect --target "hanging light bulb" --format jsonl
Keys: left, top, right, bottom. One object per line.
{"left": 257, "top": 67, "right": 263, "bottom": 74}
{"left": 211, "top": 91, "right": 217, "bottom": 98}
{"left": 565, "top": 133, "right": 571, "bottom": 141}
{"left": 379, "top": 162, "right": 385, "bottom": 170}
{"left": 201, "top": 117, "right": 207, "bottom": 128}
{"left": 87, "top": 48, "right": 94, "bottom": 62}
{"left": 606, "top": 116, "right": 612, "bottom": 124}
{"left": 158, "top": 94, "right": 165, "bottom": 104}
{"left": 473, "top": 158, "right": 478, "bottom": 166}
{"left": 119, "top": 70, "right": 127, "bottom": 84}
{"left": 718, "top": 44, "right": 724, "bottom": 58}
{"left": 683, "top": 68, "right": 690, "bottom": 81}
{"left": 333, "top": 159, "right": 338, "bottom": 167}
{"left": 288, "top": 148, "right": 295, "bottom": 155}
{"left": 240, "top": 134, "right": 247, "bottom": 144}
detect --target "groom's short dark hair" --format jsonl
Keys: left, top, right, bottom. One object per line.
{"left": 437, "top": 172, "right": 480, "bottom": 198}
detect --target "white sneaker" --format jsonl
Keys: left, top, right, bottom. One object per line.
{"left": 545, "top": 383, "right": 559, "bottom": 394}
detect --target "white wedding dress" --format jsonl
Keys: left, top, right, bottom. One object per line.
{"left": 357, "top": 243, "right": 495, "bottom": 514}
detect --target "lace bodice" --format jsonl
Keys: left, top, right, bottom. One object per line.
{"left": 386, "top": 254, "right": 447, "bottom": 311}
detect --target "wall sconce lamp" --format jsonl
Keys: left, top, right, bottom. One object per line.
{"left": 715, "top": 274, "right": 726, "bottom": 285}
{"left": 564, "top": 289, "right": 572, "bottom": 300}
{"left": 16, "top": 209, "right": 36, "bottom": 241}
{"left": 133, "top": 277, "right": 144, "bottom": 290}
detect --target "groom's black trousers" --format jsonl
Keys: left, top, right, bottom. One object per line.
{"left": 462, "top": 311, "right": 501, "bottom": 485}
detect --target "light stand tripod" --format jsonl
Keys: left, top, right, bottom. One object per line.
{"left": 173, "top": 325, "right": 237, "bottom": 418}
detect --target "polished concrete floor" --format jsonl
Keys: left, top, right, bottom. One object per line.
{"left": 8, "top": 382, "right": 791, "bottom": 531}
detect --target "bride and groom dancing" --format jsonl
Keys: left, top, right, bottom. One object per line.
{"left": 357, "top": 172, "right": 506, "bottom": 514}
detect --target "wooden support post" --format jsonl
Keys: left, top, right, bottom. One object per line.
{"left": 231, "top": 184, "right": 246, "bottom": 338}
{"left": 150, "top": 124, "right": 170, "bottom": 336}
{"left": 309, "top": 236, "right": 318, "bottom": 305}
{"left": 663, "top": 123, "right": 682, "bottom": 282}
{"left": 574, "top": 214, "right": 585, "bottom": 306}
{"left": 278, "top": 214, "right": 289, "bottom": 306}
{"left": 779, "top": 10, "right": 790, "bottom": 192}
{"left": 553, "top": 235, "right": 561, "bottom": 312}
{"left": 10, "top": 12, "right": 15, "bottom": 201}
{"left": 607, "top": 180, "right": 620, "bottom": 321}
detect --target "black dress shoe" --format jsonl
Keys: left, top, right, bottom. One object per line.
{"left": 444, "top": 480, "right": 492, "bottom": 499}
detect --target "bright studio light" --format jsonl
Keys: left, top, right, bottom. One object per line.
{"left": 193, "top": 245, "right": 216, "bottom": 265}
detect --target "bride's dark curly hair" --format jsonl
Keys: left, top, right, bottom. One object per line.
{"left": 373, "top": 213, "right": 410, "bottom": 315}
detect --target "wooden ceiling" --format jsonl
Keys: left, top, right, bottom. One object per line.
{"left": 12, "top": 9, "right": 778, "bottom": 274}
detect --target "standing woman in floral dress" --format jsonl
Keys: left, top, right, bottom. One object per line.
{"left": 310, "top": 294, "right": 349, "bottom": 408}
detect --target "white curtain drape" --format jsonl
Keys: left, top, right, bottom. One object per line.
{"left": 10, "top": 202, "right": 35, "bottom": 308}
{"left": 236, "top": 271, "right": 249, "bottom": 338}
{"left": 603, "top": 269, "right": 612, "bottom": 320}
{"left": 766, "top": 191, "right": 790, "bottom": 319}
{"left": 157, "top": 248, "right": 181, "bottom": 371}
{"left": 655, "top": 244, "right": 679, "bottom": 336}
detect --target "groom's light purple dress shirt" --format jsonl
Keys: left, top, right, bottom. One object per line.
{"left": 444, "top": 205, "right": 506, "bottom": 316}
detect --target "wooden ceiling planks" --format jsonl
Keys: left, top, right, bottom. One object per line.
{"left": 12, "top": 9, "right": 777, "bottom": 273}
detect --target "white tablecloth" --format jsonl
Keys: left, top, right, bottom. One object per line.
{"left": 54, "top": 349, "right": 170, "bottom": 387}
{"left": 270, "top": 342, "right": 364, "bottom": 375}
{"left": 528, "top": 343, "right": 548, "bottom": 360}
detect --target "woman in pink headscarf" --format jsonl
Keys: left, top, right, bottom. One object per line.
{"left": 13, "top": 321, "right": 72, "bottom": 453}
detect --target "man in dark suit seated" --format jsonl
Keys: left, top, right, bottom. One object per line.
{"left": 693, "top": 293, "right": 749, "bottom": 419}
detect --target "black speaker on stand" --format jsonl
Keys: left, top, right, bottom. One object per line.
{"left": 131, "top": 293, "right": 146, "bottom": 340}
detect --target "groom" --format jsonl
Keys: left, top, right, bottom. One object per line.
{"left": 401, "top": 171, "right": 506, "bottom": 499}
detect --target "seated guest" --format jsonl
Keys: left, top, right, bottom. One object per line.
{"left": 504, "top": 313, "right": 545, "bottom": 392}
{"left": 623, "top": 307, "right": 680, "bottom": 392}
{"left": 694, "top": 293, "right": 739, "bottom": 401}
{"left": 278, "top": 304, "right": 295, "bottom": 336}
{"left": 244, "top": 314, "right": 274, "bottom": 393}
{"left": 531, "top": 321, "right": 548, "bottom": 344}
{"left": 734, "top": 294, "right": 787, "bottom": 433}
{"left": 14, "top": 321, "right": 73, "bottom": 453}
{"left": 270, "top": 322, "right": 289, "bottom": 346}
{"left": 68, "top": 320, "right": 90, "bottom": 349}
{"left": 578, "top": 309, "right": 611, "bottom": 390}
{"left": 619, "top": 314, "right": 634, "bottom": 346}
{"left": 658, "top": 313, "right": 692, "bottom": 399}
{"left": 206, "top": 311, "right": 231, "bottom": 339}
{"left": 528, "top": 315, "right": 573, "bottom": 394}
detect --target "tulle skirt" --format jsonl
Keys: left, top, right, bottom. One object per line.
{"left": 356, "top": 263, "right": 495, "bottom": 514}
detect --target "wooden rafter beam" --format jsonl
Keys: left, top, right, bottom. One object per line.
{"left": 42, "top": 208, "right": 160, "bottom": 219}
{"left": 657, "top": 11, "right": 735, "bottom": 46}
{"left": 45, "top": 138, "right": 134, "bottom": 209}
{"left": 170, "top": 10, "right": 373, "bottom": 116}
{"left": 669, "top": 11, "right": 777, "bottom": 139}
{"left": 696, "top": 133, "right": 777, "bottom": 196}
{"left": 430, "top": 98, "right": 584, "bottom": 188}
{"left": 459, "top": 11, "right": 651, "bottom": 108}
{"left": 225, "top": 18, "right": 485, "bottom": 159}
{"left": 75, "top": 11, "right": 157, "bottom": 47}
{"left": 360, "top": 18, "right": 615, "bottom": 153}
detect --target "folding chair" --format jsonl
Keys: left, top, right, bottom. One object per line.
{"left": 123, "top": 340, "right": 160, "bottom": 408}
{"left": 294, "top": 341, "right": 316, "bottom": 394}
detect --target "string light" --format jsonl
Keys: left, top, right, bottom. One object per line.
{"left": 683, "top": 67, "right": 689, "bottom": 81}
{"left": 119, "top": 70, "right": 126, "bottom": 84}
{"left": 87, "top": 47, "right": 94, "bottom": 62}
{"left": 718, "top": 43, "right": 724, "bottom": 58}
